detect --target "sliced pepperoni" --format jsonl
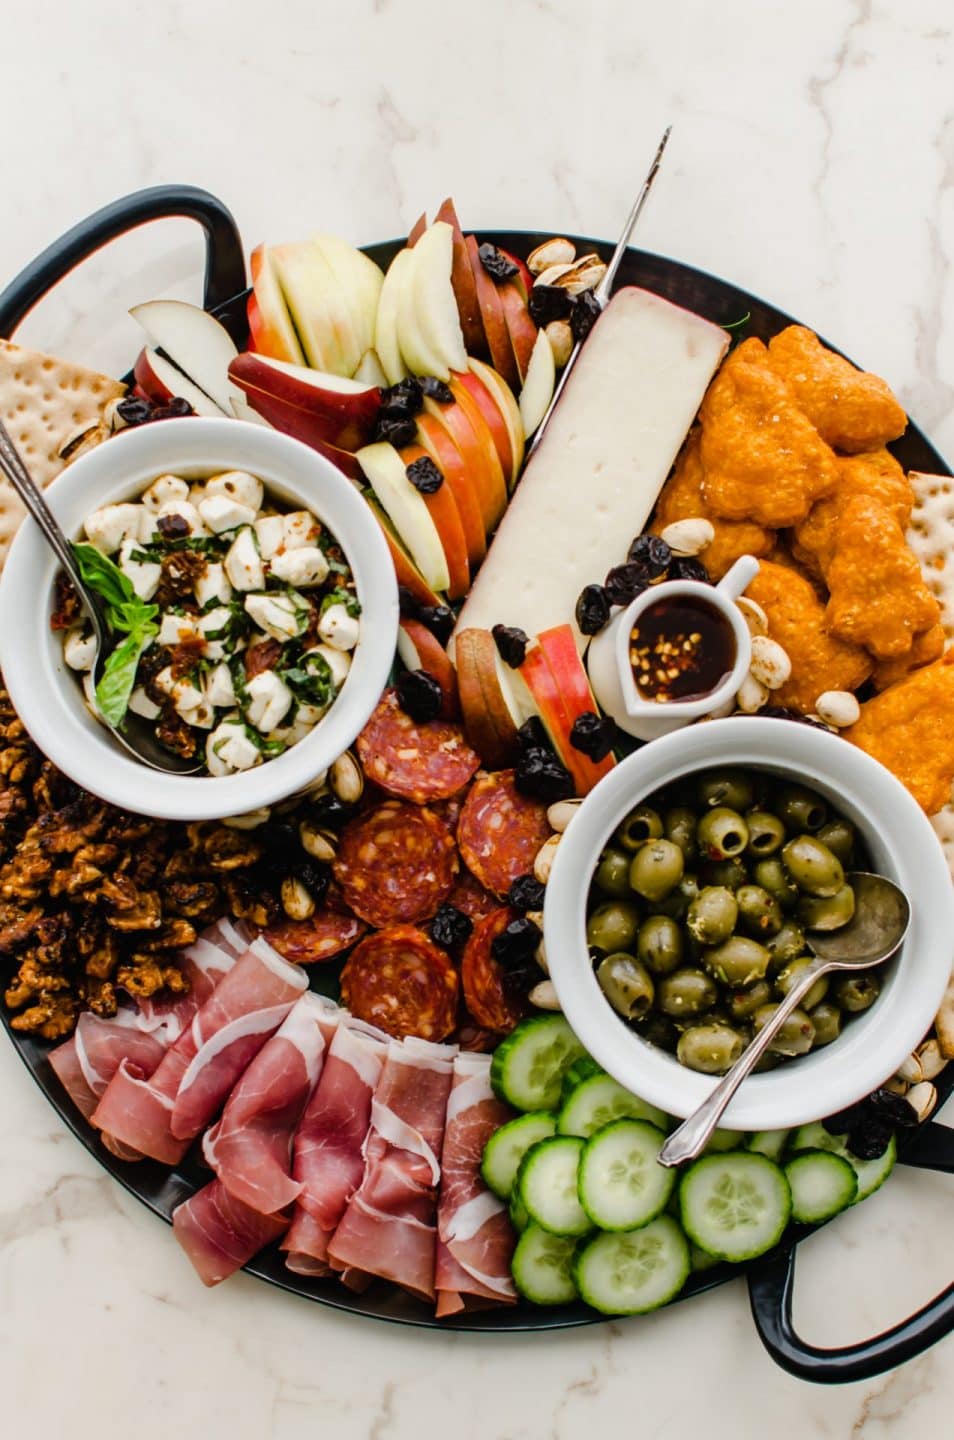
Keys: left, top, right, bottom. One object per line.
{"left": 456, "top": 769, "right": 552, "bottom": 898}
{"left": 340, "top": 925, "right": 459, "bottom": 1041}
{"left": 446, "top": 867, "right": 499, "bottom": 922}
{"left": 332, "top": 800, "right": 458, "bottom": 929}
{"left": 461, "top": 907, "right": 528, "bottom": 1034}
{"left": 263, "top": 908, "right": 367, "bottom": 964}
{"left": 356, "top": 688, "right": 479, "bottom": 804}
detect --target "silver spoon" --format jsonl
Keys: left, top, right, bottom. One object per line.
{"left": 0, "top": 420, "right": 202, "bottom": 774}
{"left": 658, "top": 872, "right": 911, "bottom": 1168}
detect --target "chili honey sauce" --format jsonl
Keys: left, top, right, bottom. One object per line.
{"left": 629, "top": 594, "right": 736, "bottom": 704}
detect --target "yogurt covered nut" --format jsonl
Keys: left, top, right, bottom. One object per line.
{"left": 658, "top": 517, "right": 715, "bottom": 557}
{"left": 815, "top": 690, "right": 861, "bottom": 728}
{"left": 736, "top": 672, "right": 769, "bottom": 713}
{"left": 749, "top": 635, "right": 792, "bottom": 691}
{"left": 735, "top": 597, "right": 769, "bottom": 636}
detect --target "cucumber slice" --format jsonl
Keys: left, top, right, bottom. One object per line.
{"left": 573, "top": 1216, "right": 690, "bottom": 1315}
{"left": 517, "top": 1136, "right": 591, "bottom": 1237}
{"left": 511, "top": 1224, "right": 579, "bottom": 1305}
{"left": 578, "top": 1120, "right": 675, "bottom": 1230}
{"left": 785, "top": 1150, "right": 858, "bottom": 1223}
{"left": 679, "top": 1152, "right": 791, "bottom": 1262}
{"left": 704, "top": 1128, "right": 744, "bottom": 1153}
{"left": 560, "top": 1055, "right": 605, "bottom": 1105}
{"left": 790, "top": 1122, "right": 897, "bottom": 1203}
{"left": 689, "top": 1242, "right": 722, "bottom": 1274}
{"left": 509, "top": 1191, "right": 530, "bottom": 1233}
{"left": 558, "top": 1073, "right": 668, "bottom": 1138}
{"left": 745, "top": 1129, "right": 789, "bottom": 1162}
{"left": 491, "top": 1015, "right": 587, "bottom": 1112}
{"left": 481, "top": 1111, "right": 557, "bottom": 1198}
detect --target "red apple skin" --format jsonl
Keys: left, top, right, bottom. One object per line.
{"left": 229, "top": 353, "right": 381, "bottom": 450}
{"left": 455, "top": 629, "right": 519, "bottom": 768}
{"left": 464, "top": 235, "right": 519, "bottom": 390}
{"left": 519, "top": 640, "right": 609, "bottom": 796}
{"left": 435, "top": 198, "right": 486, "bottom": 357}
{"left": 496, "top": 247, "right": 533, "bottom": 303}
{"left": 236, "top": 385, "right": 364, "bottom": 479}
{"left": 364, "top": 495, "right": 444, "bottom": 610}
{"left": 399, "top": 618, "right": 459, "bottom": 719}
{"left": 414, "top": 411, "right": 486, "bottom": 567}
{"left": 536, "top": 625, "right": 616, "bottom": 793}
{"left": 247, "top": 291, "right": 267, "bottom": 352}
{"left": 134, "top": 347, "right": 174, "bottom": 404}
{"left": 423, "top": 388, "right": 507, "bottom": 533}
{"left": 468, "top": 357, "right": 525, "bottom": 488}
{"left": 497, "top": 281, "right": 539, "bottom": 383}
{"left": 398, "top": 443, "right": 470, "bottom": 601}
{"left": 248, "top": 244, "right": 304, "bottom": 364}
{"left": 407, "top": 213, "right": 427, "bottom": 247}
{"left": 450, "top": 370, "right": 513, "bottom": 489}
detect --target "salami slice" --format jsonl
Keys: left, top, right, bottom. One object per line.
{"left": 461, "top": 908, "right": 528, "bottom": 1034}
{"left": 340, "top": 926, "right": 459, "bottom": 1041}
{"left": 333, "top": 801, "right": 458, "bottom": 929}
{"left": 456, "top": 770, "right": 552, "bottom": 898}
{"left": 356, "top": 688, "right": 479, "bottom": 804}
{"left": 264, "top": 908, "right": 367, "bottom": 964}
{"left": 446, "top": 868, "right": 499, "bottom": 922}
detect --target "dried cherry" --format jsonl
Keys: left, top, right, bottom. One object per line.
{"left": 575, "top": 583, "right": 611, "bottom": 636}
{"left": 570, "top": 290, "right": 601, "bottom": 342}
{"left": 430, "top": 902, "right": 473, "bottom": 951}
{"left": 477, "top": 243, "right": 519, "bottom": 281}
{"left": 570, "top": 711, "right": 617, "bottom": 761}
{"left": 492, "top": 624, "right": 530, "bottom": 668}
{"left": 395, "top": 668, "right": 444, "bottom": 722}
{"left": 405, "top": 456, "right": 444, "bottom": 494}
{"left": 507, "top": 874, "right": 546, "bottom": 912}
{"left": 528, "top": 285, "right": 573, "bottom": 328}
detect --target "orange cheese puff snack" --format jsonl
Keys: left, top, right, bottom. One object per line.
{"left": 844, "top": 650, "right": 954, "bottom": 814}
{"left": 825, "top": 495, "right": 941, "bottom": 659}
{"left": 652, "top": 428, "right": 774, "bottom": 580}
{"left": 794, "top": 450, "right": 914, "bottom": 577}
{"left": 766, "top": 326, "right": 907, "bottom": 455}
{"left": 745, "top": 560, "right": 871, "bottom": 714}
{"left": 699, "top": 338, "right": 839, "bottom": 528}
{"left": 872, "top": 622, "right": 946, "bottom": 690}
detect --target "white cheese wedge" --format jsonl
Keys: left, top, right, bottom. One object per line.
{"left": 451, "top": 288, "right": 729, "bottom": 653}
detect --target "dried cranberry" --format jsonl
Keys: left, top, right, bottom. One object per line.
{"left": 430, "top": 903, "right": 473, "bottom": 951}
{"left": 669, "top": 555, "right": 711, "bottom": 584}
{"left": 405, "top": 456, "right": 443, "bottom": 494}
{"left": 515, "top": 747, "right": 574, "bottom": 802}
{"left": 846, "top": 1122, "right": 894, "bottom": 1161}
{"left": 507, "top": 874, "right": 546, "bottom": 912}
{"left": 627, "top": 534, "right": 672, "bottom": 576}
{"left": 570, "top": 711, "right": 617, "bottom": 761}
{"left": 570, "top": 290, "right": 601, "bottom": 342}
{"left": 415, "top": 604, "right": 454, "bottom": 645}
{"left": 116, "top": 396, "right": 154, "bottom": 426}
{"left": 822, "top": 1099, "right": 871, "bottom": 1136}
{"left": 157, "top": 513, "right": 191, "bottom": 539}
{"left": 477, "top": 243, "right": 519, "bottom": 281}
{"left": 491, "top": 915, "right": 542, "bottom": 967}
{"left": 575, "top": 583, "right": 611, "bottom": 636}
{"left": 869, "top": 1088, "right": 919, "bottom": 1127}
{"left": 517, "top": 716, "right": 549, "bottom": 751}
{"left": 381, "top": 377, "right": 423, "bottom": 416}
{"left": 396, "top": 668, "right": 444, "bottom": 722}
{"left": 373, "top": 414, "right": 418, "bottom": 448}
{"left": 492, "top": 624, "right": 530, "bottom": 668}
{"left": 604, "top": 563, "right": 649, "bottom": 607}
{"left": 420, "top": 376, "right": 455, "bottom": 404}
{"left": 528, "top": 285, "right": 573, "bottom": 327}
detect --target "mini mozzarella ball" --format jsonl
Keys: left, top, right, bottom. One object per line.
{"left": 196, "top": 606, "right": 233, "bottom": 659}
{"left": 84, "top": 502, "right": 144, "bottom": 554}
{"left": 205, "top": 661, "right": 237, "bottom": 708}
{"left": 307, "top": 643, "right": 351, "bottom": 689}
{"left": 128, "top": 685, "right": 161, "bottom": 720}
{"left": 271, "top": 715, "right": 317, "bottom": 746}
{"left": 317, "top": 602, "right": 360, "bottom": 651}
{"left": 180, "top": 697, "right": 215, "bottom": 730}
{"left": 158, "top": 499, "right": 208, "bottom": 537}
{"left": 194, "top": 560, "right": 232, "bottom": 610}
{"left": 64, "top": 627, "right": 96, "bottom": 672}
{"left": 118, "top": 537, "right": 161, "bottom": 601}
{"left": 142, "top": 474, "right": 189, "bottom": 512}
{"left": 225, "top": 527, "right": 265, "bottom": 591}
{"left": 269, "top": 545, "right": 330, "bottom": 588}
{"left": 198, "top": 493, "right": 258, "bottom": 535}
{"left": 207, "top": 720, "right": 260, "bottom": 775}
{"left": 244, "top": 591, "right": 307, "bottom": 641}
{"left": 254, "top": 514, "right": 285, "bottom": 560}
{"left": 282, "top": 511, "right": 320, "bottom": 549}
{"left": 172, "top": 679, "right": 205, "bottom": 718}
{"left": 158, "top": 612, "right": 201, "bottom": 647}
{"left": 294, "top": 700, "right": 329, "bottom": 726}
{"left": 205, "top": 470, "right": 264, "bottom": 512}
{"left": 244, "top": 670, "right": 293, "bottom": 734}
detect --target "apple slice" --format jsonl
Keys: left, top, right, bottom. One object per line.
{"left": 468, "top": 358, "right": 525, "bottom": 490}
{"left": 313, "top": 231, "right": 384, "bottom": 362}
{"left": 498, "top": 281, "right": 539, "bottom": 382}
{"left": 230, "top": 396, "right": 273, "bottom": 427}
{"left": 355, "top": 348, "right": 389, "bottom": 387}
{"left": 357, "top": 441, "right": 450, "bottom": 594}
{"left": 454, "top": 628, "right": 519, "bottom": 767}
{"left": 464, "top": 235, "right": 519, "bottom": 390}
{"left": 400, "top": 223, "right": 467, "bottom": 380}
{"left": 397, "top": 618, "right": 459, "bottom": 719}
{"left": 397, "top": 442, "right": 470, "bottom": 600}
{"left": 130, "top": 299, "right": 242, "bottom": 415}
{"left": 497, "top": 247, "right": 533, "bottom": 303}
{"left": 407, "top": 213, "right": 427, "bottom": 247}
{"left": 236, "top": 385, "right": 364, "bottom": 478}
{"left": 435, "top": 198, "right": 485, "bottom": 356}
{"left": 519, "top": 643, "right": 589, "bottom": 795}
{"left": 249, "top": 244, "right": 305, "bottom": 363}
{"left": 414, "top": 411, "right": 486, "bottom": 567}
{"left": 229, "top": 353, "right": 381, "bottom": 449}
{"left": 450, "top": 368, "right": 516, "bottom": 490}
{"left": 375, "top": 248, "right": 413, "bottom": 384}
{"left": 518, "top": 329, "right": 556, "bottom": 437}
{"left": 270, "top": 240, "right": 360, "bottom": 376}
{"left": 133, "top": 347, "right": 225, "bottom": 417}
{"left": 422, "top": 389, "right": 507, "bottom": 532}
{"left": 363, "top": 494, "right": 443, "bottom": 610}
{"left": 536, "top": 625, "right": 615, "bottom": 794}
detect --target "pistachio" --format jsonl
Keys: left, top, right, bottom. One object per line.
{"left": 59, "top": 420, "right": 109, "bottom": 463}
{"left": 545, "top": 319, "right": 574, "bottom": 368}
{"left": 104, "top": 396, "right": 129, "bottom": 431}
{"left": 528, "top": 979, "right": 562, "bottom": 1011}
{"left": 281, "top": 876, "right": 316, "bottom": 921}
{"left": 917, "top": 1037, "right": 946, "bottom": 1080}
{"left": 896, "top": 1053, "right": 924, "bottom": 1085}
{"left": 535, "top": 936, "right": 549, "bottom": 975}
{"left": 736, "top": 672, "right": 769, "bottom": 714}
{"left": 658, "top": 517, "right": 715, "bottom": 558}
{"left": 534, "top": 262, "right": 576, "bottom": 287}
{"left": 299, "top": 820, "right": 337, "bottom": 863}
{"left": 884, "top": 1075, "right": 910, "bottom": 1096}
{"left": 330, "top": 750, "right": 364, "bottom": 805}
{"left": 553, "top": 253, "right": 607, "bottom": 295}
{"left": 533, "top": 833, "right": 561, "bottom": 884}
{"left": 527, "top": 237, "right": 576, "bottom": 275}
{"left": 547, "top": 798, "right": 582, "bottom": 833}
{"left": 749, "top": 635, "right": 792, "bottom": 691}
{"left": 735, "top": 597, "right": 769, "bottom": 636}
{"left": 907, "top": 1080, "right": 938, "bottom": 1123}
{"left": 222, "top": 807, "right": 272, "bottom": 830}
{"left": 815, "top": 690, "right": 861, "bottom": 729}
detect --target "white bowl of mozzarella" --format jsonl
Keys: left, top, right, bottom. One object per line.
{"left": 0, "top": 417, "right": 399, "bottom": 821}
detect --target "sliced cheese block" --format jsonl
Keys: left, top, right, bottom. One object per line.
{"left": 451, "top": 288, "right": 729, "bottom": 653}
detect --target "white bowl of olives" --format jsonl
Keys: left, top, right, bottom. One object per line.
{"left": 544, "top": 716, "right": 954, "bottom": 1130}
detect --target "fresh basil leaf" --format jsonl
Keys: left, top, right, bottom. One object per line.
{"left": 94, "top": 631, "right": 151, "bottom": 727}
{"left": 282, "top": 651, "right": 334, "bottom": 709}
{"left": 71, "top": 542, "right": 135, "bottom": 611}
{"left": 319, "top": 586, "right": 361, "bottom": 618}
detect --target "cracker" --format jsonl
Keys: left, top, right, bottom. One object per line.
{"left": 907, "top": 471, "right": 954, "bottom": 640}
{"left": 934, "top": 969, "right": 954, "bottom": 1059}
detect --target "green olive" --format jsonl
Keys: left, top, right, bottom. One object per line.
{"left": 735, "top": 884, "right": 783, "bottom": 938}
{"left": 616, "top": 806, "right": 663, "bottom": 851}
{"left": 636, "top": 914, "right": 684, "bottom": 974}
{"left": 831, "top": 971, "right": 881, "bottom": 1013}
{"left": 702, "top": 857, "right": 749, "bottom": 892}
{"left": 596, "top": 953, "right": 655, "bottom": 1021}
{"left": 774, "top": 957, "right": 829, "bottom": 1010}
{"left": 816, "top": 819, "right": 856, "bottom": 866}
{"left": 703, "top": 935, "right": 771, "bottom": 986}
{"left": 808, "top": 1002, "right": 842, "bottom": 1047}
{"left": 697, "top": 806, "right": 749, "bottom": 859}
{"left": 696, "top": 770, "right": 756, "bottom": 813}
{"left": 726, "top": 979, "right": 774, "bottom": 1021}
{"left": 753, "top": 858, "right": 799, "bottom": 910}
{"left": 664, "top": 806, "right": 699, "bottom": 862}
{"left": 657, "top": 967, "right": 718, "bottom": 1018}
{"left": 677, "top": 1022, "right": 746, "bottom": 1075}
{"left": 753, "top": 1003, "right": 816, "bottom": 1056}
{"left": 651, "top": 872, "right": 700, "bottom": 920}
{"left": 777, "top": 784, "right": 828, "bottom": 832}
{"left": 594, "top": 847, "right": 632, "bottom": 898}
{"left": 798, "top": 884, "right": 856, "bottom": 931}
{"left": 628, "top": 838, "right": 685, "bottom": 901}
{"left": 767, "top": 920, "right": 807, "bottom": 969}
{"left": 586, "top": 901, "right": 640, "bottom": 954}
{"left": 744, "top": 811, "right": 786, "bottom": 857}
{"left": 781, "top": 836, "right": 844, "bottom": 897}
{"left": 635, "top": 1012, "right": 679, "bottom": 1053}
{"left": 686, "top": 886, "right": 738, "bottom": 945}
{"left": 753, "top": 1050, "right": 782, "bottom": 1073}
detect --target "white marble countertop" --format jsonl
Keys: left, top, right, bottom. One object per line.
{"left": 3, "top": 0, "right": 954, "bottom": 1434}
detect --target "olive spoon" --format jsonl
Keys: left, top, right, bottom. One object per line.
{"left": 657, "top": 872, "right": 911, "bottom": 1167}
{"left": 0, "top": 420, "right": 202, "bottom": 775}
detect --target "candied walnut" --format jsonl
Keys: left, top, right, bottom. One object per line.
{"left": 793, "top": 450, "right": 914, "bottom": 579}
{"left": 872, "top": 622, "right": 946, "bottom": 690}
{"left": 50, "top": 573, "right": 81, "bottom": 631}
{"left": 84, "top": 931, "right": 120, "bottom": 979}
{"left": 825, "top": 496, "right": 941, "bottom": 659}
{"left": 10, "top": 995, "right": 78, "bottom": 1040}
{"left": 203, "top": 826, "right": 264, "bottom": 871}
{"left": 156, "top": 707, "right": 198, "bottom": 760}
{"left": 165, "top": 880, "right": 221, "bottom": 918}
{"left": 766, "top": 325, "right": 907, "bottom": 455}
{"left": 103, "top": 888, "right": 163, "bottom": 931}
{"left": 136, "top": 918, "right": 198, "bottom": 951}
{"left": 116, "top": 958, "right": 188, "bottom": 997}
{"left": 84, "top": 978, "right": 118, "bottom": 1017}
{"left": 0, "top": 906, "right": 43, "bottom": 952}
{"left": 223, "top": 873, "right": 281, "bottom": 928}
{"left": 846, "top": 651, "right": 954, "bottom": 813}
{"left": 652, "top": 428, "right": 774, "bottom": 581}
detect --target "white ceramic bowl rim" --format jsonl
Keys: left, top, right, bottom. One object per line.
{"left": 544, "top": 717, "right": 954, "bottom": 1130}
{"left": 0, "top": 418, "right": 399, "bottom": 821}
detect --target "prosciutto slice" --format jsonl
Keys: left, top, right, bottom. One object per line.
{"left": 91, "top": 939, "right": 307, "bottom": 1163}
{"left": 135, "top": 920, "right": 245, "bottom": 1045}
{"left": 435, "top": 1053, "right": 517, "bottom": 1317}
{"left": 203, "top": 993, "right": 328, "bottom": 1214}
{"left": 49, "top": 1011, "right": 167, "bottom": 1125}
{"left": 327, "top": 1037, "right": 455, "bottom": 1302}
{"left": 283, "top": 1019, "right": 387, "bottom": 1276}
{"left": 172, "top": 1179, "right": 289, "bottom": 1287}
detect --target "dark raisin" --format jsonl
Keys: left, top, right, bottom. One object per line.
{"left": 150, "top": 399, "right": 195, "bottom": 421}
{"left": 507, "top": 874, "right": 546, "bottom": 912}
{"left": 398, "top": 585, "right": 421, "bottom": 618}
{"left": 570, "top": 711, "right": 617, "bottom": 761}
{"left": 575, "top": 583, "right": 611, "bottom": 636}
{"left": 396, "top": 668, "right": 443, "bottom": 722}
{"left": 415, "top": 604, "right": 455, "bottom": 645}
{"left": 373, "top": 414, "right": 418, "bottom": 448}
{"left": 758, "top": 706, "right": 833, "bottom": 732}
{"left": 502, "top": 961, "right": 544, "bottom": 1000}
{"left": 157, "top": 513, "right": 191, "bottom": 539}
{"left": 869, "top": 1088, "right": 919, "bottom": 1127}
{"left": 291, "top": 860, "right": 331, "bottom": 906}
{"left": 405, "top": 456, "right": 443, "bottom": 494}
{"left": 420, "top": 376, "right": 455, "bottom": 404}
{"left": 116, "top": 396, "right": 154, "bottom": 426}
{"left": 846, "top": 1122, "right": 894, "bottom": 1161}
{"left": 571, "top": 290, "right": 601, "bottom": 342}
{"left": 517, "top": 716, "right": 549, "bottom": 752}
{"left": 528, "top": 285, "right": 573, "bottom": 328}
{"left": 306, "top": 792, "right": 354, "bottom": 829}
{"left": 491, "top": 915, "right": 542, "bottom": 967}
{"left": 604, "top": 563, "right": 650, "bottom": 607}
{"left": 515, "top": 746, "right": 575, "bottom": 802}
{"left": 627, "top": 534, "right": 672, "bottom": 576}
{"left": 381, "top": 377, "right": 423, "bottom": 416}
{"left": 822, "top": 1099, "right": 871, "bottom": 1136}
{"left": 669, "top": 555, "right": 711, "bottom": 584}
{"left": 492, "top": 624, "right": 530, "bottom": 668}
{"left": 478, "top": 243, "right": 519, "bottom": 281}
{"left": 430, "top": 903, "right": 473, "bottom": 951}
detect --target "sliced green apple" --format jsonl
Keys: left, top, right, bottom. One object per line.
{"left": 271, "top": 240, "right": 360, "bottom": 376}
{"left": 313, "top": 231, "right": 384, "bottom": 363}
{"left": 518, "top": 329, "right": 557, "bottom": 437}
{"left": 356, "top": 441, "right": 450, "bottom": 594}
{"left": 375, "top": 248, "right": 413, "bottom": 384}
{"left": 404, "top": 222, "right": 467, "bottom": 380}
{"left": 355, "top": 348, "right": 389, "bottom": 387}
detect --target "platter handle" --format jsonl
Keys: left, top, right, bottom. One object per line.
{"left": 748, "top": 1117, "right": 954, "bottom": 1383}
{"left": 0, "top": 184, "right": 246, "bottom": 339}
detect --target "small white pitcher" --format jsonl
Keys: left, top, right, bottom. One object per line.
{"left": 587, "top": 555, "right": 760, "bottom": 742}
